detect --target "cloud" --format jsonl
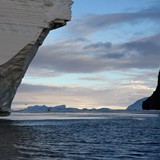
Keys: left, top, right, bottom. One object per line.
{"left": 118, "top": 33, "right": 160, "bottom": 69}
{"left": 17, "top": 83, "right": 66, "bottom": 93}
{"left": 79, "top": 76, "right": 108, "bottom": 82}
{"left": 28, "top": 33, "right": 160, "bottom": 75}
{"left": 30, "top": 41, "right": 109, "bottom": 73}
{"left": 25, "top": 1, "right": 160, "bottom": 76}
{"left": 69, "top": 9, "right": 160, "bottom": 36}
{"left": 14, "top": 83, "right": 113, "bottom": 108}
{"left": 65, "top": 0, "right": 160, "bottom": 39}
{"left": 122, "top": 33, "right": 160, "bottom": 56}
{"left": 100, "top": 52, "right": 126, "bottom": 59}
{"left": 26, "top": 67, "right": 61, "bottom": 77}
{"left": 13, "top": 80, "right": 155, "bottom": 109}
{"left": 84, "top": 42, "right": 112, "bottom": 49}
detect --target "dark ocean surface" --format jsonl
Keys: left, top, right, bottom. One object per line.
{"left": 0, "top": 111, "right": 160, "bottom": 160}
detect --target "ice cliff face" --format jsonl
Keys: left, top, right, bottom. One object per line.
{"left": 0, "top": 0, "right": 73, "bottom": 116}
{"left": 0, "top": 0, "right": 72, "bottom": 64}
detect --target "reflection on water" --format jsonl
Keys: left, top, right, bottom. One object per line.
{"left": 0, "top": 120, "right": 21, "bottom": 159}
{"left": 0, "top": 111, "right": 160, "bottom": 160}
{"left": 2, "top": 111, "right": 160, "bottom": 121}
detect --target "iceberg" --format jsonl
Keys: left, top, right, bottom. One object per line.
{"left": 17, "top": 105, "right": 111, "bottom": 112}
{"left": 126, "top": 97, "right": 147, "bottom": 111}
{"left": 0, "top": 0, "right": 73, "bottom": 116}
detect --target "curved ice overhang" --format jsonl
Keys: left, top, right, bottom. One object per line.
{"left": 0, "top": 0, "right": 73, "bottom": 116}
{"left": 0, "top": 0, "right": 73, "bottom": 65}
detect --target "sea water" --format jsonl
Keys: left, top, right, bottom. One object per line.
{"left": 0, "top": 111, "right": 160, "bottom": 160}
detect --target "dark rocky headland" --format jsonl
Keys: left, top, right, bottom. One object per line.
{"left": 142, "top": 70, "right": 160, "bottom": 110}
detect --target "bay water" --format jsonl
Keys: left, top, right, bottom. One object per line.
{"left": 0, "top": 111, "right": 160, "bottom": 160}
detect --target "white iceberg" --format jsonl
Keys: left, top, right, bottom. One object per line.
{"left": 126, "top": 97, "right": 147, "bottom": 111}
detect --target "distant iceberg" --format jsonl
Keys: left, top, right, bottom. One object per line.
{"left": 17, "top": 105, "right": 111, "bottom": 112}
{"left": 126, "top": 97, "right": 148, "bottom": 111}
{"left": 21, "top": 105, "right": 49, "bottom": 112}
{"left": 20, "top": 105, "right": 67, "bottom": 112}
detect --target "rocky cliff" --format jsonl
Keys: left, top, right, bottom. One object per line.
{"left": 0, "top": 0, "right": 73, "bottom": 116}
{"left": 142, "top": 70, "right": 160, "bottom": 110}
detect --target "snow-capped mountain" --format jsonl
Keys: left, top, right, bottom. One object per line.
{"left": 126, "top": 97, "right": 148, "bottom": 110}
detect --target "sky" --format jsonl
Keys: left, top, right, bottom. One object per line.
{"left": 13, "top": 0, "right": 160, "bottom": 110}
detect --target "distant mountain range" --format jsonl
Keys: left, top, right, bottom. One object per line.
{"left": 15, "top": 97, "right": 149, "bottom": 112}
{"left": 126, "top": 97, "right": 148, "bottom": 111}
{"left": 17, "top": 105, "right": 111, "bottom": 112}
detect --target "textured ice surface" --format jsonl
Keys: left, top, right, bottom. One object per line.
{"left": 0, "top": 0, "right": 72, "bottom": 64}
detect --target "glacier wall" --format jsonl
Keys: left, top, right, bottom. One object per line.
{"left": 0, "top": 0, "right": 73, "bottom": 116}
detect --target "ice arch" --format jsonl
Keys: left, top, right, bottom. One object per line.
{"left": 0, "top": 0, "right": 73, "bottom": 116}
